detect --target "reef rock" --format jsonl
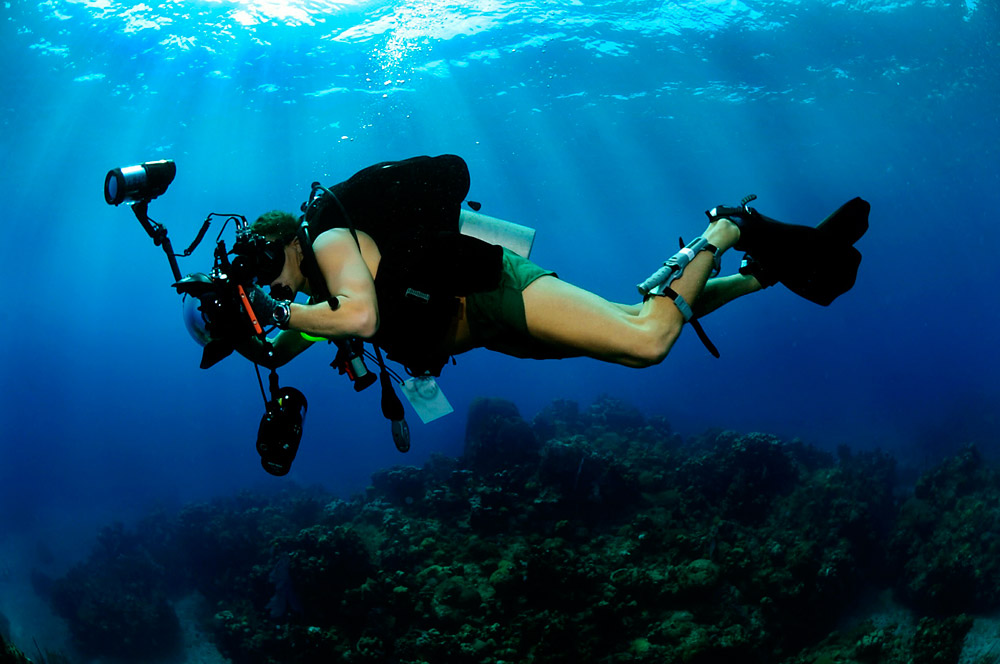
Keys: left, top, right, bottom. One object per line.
{"left": 0, "top": 633, "right": 31, "bottom": 664}
{"left": 49, "top": 522, "right": 181, "bottom": 660}
{"left": 44, "top": 395, "right": 1000, "bottom": 664}
{"left": 463, "top": 397, "right": 540, "bottom": 476}
{"left": 889, "top": 444, "right": 1000, "bottom": 614}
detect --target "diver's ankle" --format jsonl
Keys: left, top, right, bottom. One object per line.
{"left": 703, "top": 218, "right": 740, "bottom": 251}
{"left": 741, "top": 273, "right": 764, "bottom": 292}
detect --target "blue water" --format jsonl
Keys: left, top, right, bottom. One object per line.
{"left": 1, "top": 0, "right": 998, "bottom": 649}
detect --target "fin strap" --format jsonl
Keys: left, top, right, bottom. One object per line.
{"left": 689, "top": 318, "right": 720, "bottom": 358}
{"left": 739, "top": 254, "right": 778, "bottom": 288}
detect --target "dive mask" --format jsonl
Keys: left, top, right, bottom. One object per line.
{"left": 232, "top": 230, "right": 287, "bottom": 285}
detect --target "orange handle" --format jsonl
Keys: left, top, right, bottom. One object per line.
{"left": 237, "top": 284, "right": 264, "bottom": 335}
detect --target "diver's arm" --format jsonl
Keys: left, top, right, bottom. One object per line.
{"left": 285, "top": 229, "right": 379, "bottom": 339}
{"left": 233, "top": 329, "right": 314, "bottom": 369}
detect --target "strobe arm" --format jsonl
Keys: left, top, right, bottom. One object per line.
{"left": 131, "top": 200, "right": 183, "bottom": 282}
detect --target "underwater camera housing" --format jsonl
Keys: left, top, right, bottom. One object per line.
{"left": 256, "top": 382, "right": 308, "bottom": 476}
{"left": 104, "top": 158, "right": 312, "bottom": 476}
{"left": 172, "top": 219, "right": 280, "bottom": 368}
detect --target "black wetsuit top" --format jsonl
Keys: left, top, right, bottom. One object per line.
{"left": 309, "top": 154, "right": 503, "bottom": 375}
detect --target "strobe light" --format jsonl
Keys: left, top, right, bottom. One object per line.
{"left": 104, "top": 159, "right": 176, "bottom": 206}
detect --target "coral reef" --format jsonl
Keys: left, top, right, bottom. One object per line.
{"left": 0, "top": 632, "right": 70, "bottom": 664}
{"left": 49, "top": 521, "right": 182, "bottom": 660}
{"left": 0, "top": 633, "right": 31, "bottom": 664}
{"left": 781, "top": 613, "right": 975, "bottom": 664}
{"left": 889, "top": 444, "right": 1000, "bottom": 615}
{"left": 44, "top": 396, "right": 1000, "bottom": 663}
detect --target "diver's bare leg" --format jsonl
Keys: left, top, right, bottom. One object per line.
{"left": 521, "top": 219, "right": 740, "bottom": 367}
{"left": 691, "top": 274, "right": 761, "bottom": 318}
{"left": 611, "top": 273, "right": 761, "bottom": 318}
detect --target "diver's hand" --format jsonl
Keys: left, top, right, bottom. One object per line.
{"left": 246, "top": 285, "right": 291, "bottom": 329}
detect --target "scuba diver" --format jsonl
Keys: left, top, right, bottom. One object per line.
{"left": 231, "top": 155, "right": 868, "bottom": 373}
{"left": 104, "top": 154, "right": 868, "bottom": 473}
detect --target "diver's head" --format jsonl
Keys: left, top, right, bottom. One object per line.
{"left": 251, "top": 210, "right": 307, "bottom": 296}
{"left": 252, "top": 209, "right": 299, "bottom": 243}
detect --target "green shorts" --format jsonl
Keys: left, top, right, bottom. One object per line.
{"left": 465, "top": 248, "right": 560, "bottom": 359}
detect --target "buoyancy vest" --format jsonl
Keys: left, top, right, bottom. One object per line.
{"left": 305, "top": 155, "right": 503, "bottom": 375}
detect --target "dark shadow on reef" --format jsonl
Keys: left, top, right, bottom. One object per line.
{"left": 1, "top": 631, "right": 69, "bottom": 664}
{"left": 37, "top": 396, "right": 1000, "bottom": 663}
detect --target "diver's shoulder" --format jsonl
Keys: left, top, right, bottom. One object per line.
{"left": 313, "top": 227, "right": 376, "bottom": 249}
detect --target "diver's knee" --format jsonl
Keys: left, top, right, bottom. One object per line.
{"left": 625, "top": 321, "right": 681, "bottom": 368}
{"left": 630, "top": 344, "right": 669, "bottom": 368}
{"left": 627, "top": 351, "right": 664, "bottom": 369}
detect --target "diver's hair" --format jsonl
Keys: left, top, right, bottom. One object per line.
{"left": 252, "top": 210, "right": 299, "bottom": 244}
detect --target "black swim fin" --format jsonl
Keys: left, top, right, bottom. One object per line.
{"left": 710, "top": 197, "right": 870, "bottom": 306}
{"left": 815, "top": 197, "right": 869, "bottom": 246}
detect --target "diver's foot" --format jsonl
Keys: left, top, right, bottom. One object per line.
{"left": 738, "top": 253, "right": 778, "bottom": 288}
{"left": 708, "top": 197, "right": 868, "bottom": 306}
{"left": 728, "top": 212, "right": 766, "bottom": 253}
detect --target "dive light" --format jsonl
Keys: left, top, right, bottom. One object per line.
{"left": 104, "top": 159, "right": 176, "bottom": 206}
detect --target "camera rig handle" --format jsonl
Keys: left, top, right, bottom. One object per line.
{"left": 130, "top": 200, "right": 183, "bottom": 282}
{"left": 129, "top": 199, "right": 217, "bottom": 285}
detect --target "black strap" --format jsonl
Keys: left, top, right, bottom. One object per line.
{"left": 376, "top": 344, "right": 411, "bottom": 453}
{"left": 295, "top": 220, "right": 339, "bottom": 311}
{"left": 307, "top": 183, "right": 363, "bottom": 253}
{"left": 676, "top": 237, "right": 720, "bottom": 359}
{"left": 375, "top": 345, "right": 405, "bottom": 421}
{"left": 689, "top": 319, "right": 720, "bottom": 358}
